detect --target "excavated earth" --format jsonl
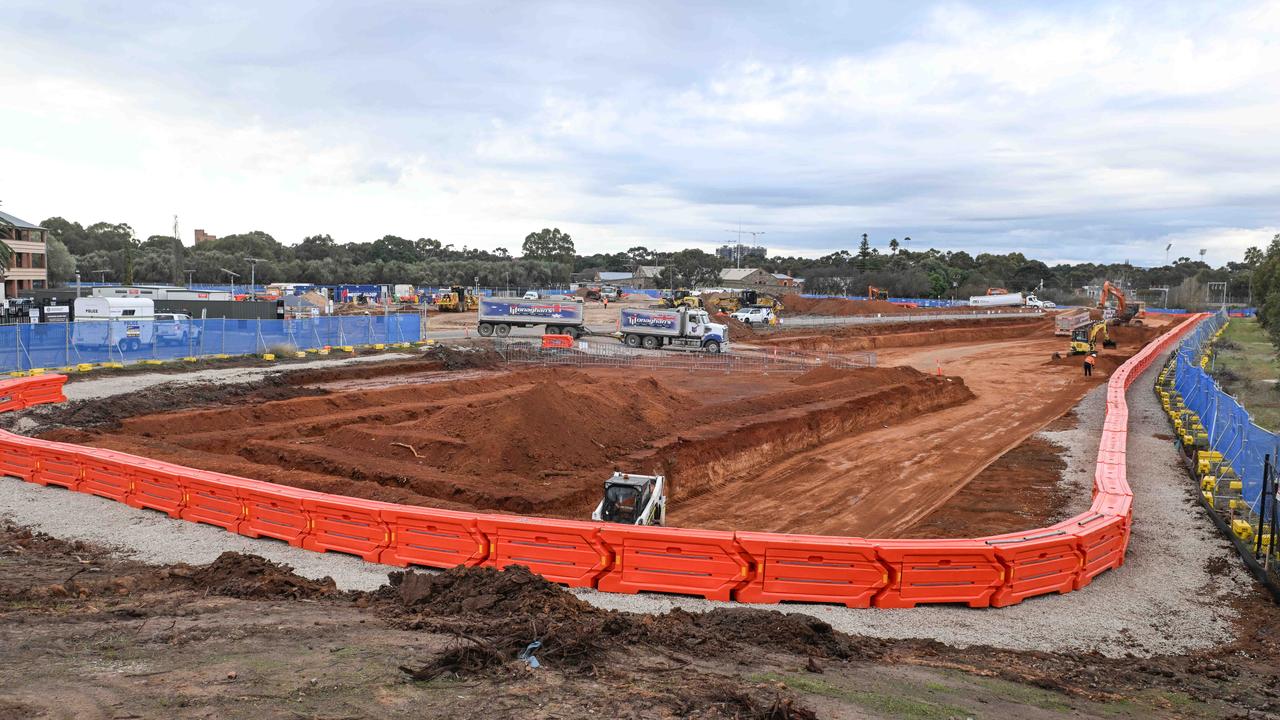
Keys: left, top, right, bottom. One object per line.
{"left": 39, "top": 365, "right": 971, "bottom": 528}
{"left": 26, "top": 318, "right": 1167, "bottom": 537}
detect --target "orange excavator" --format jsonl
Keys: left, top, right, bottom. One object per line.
{"left": 867, "top": 285, "right": 889, "bottom": 301}
{"left": 1098, "top": 281, "right": 1144, "bottom": 325}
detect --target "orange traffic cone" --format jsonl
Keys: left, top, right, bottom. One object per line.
{"left": 936, "top": 360, "right": 942, "bottom": 376}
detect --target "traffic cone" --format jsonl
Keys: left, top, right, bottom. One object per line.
{"left": 936, "top": 360, "right": 942, "bottom": 376}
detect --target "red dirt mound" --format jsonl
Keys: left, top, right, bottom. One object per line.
{"left": 781, "top": 294, "right": 907, "bottom": 316}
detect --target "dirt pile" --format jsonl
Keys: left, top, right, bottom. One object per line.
{"left": 393, "top": 565, "right": 884, "bottom": 683}
{"left": 781, "top": 293, "right": 907, "bottom": 316}
{"left": 7, "top": 377, "right": 326, "bottom": 434}
{"left": 432, "top": 374, "right": 689, "bottom": 476}
{"left": 754, "top": 317, "right": 1051, "bottom": 352}
{"left": 177, "top": 552, "right": 338, "bottom": 599}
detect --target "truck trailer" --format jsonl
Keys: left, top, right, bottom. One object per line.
{"left": 477, "top": 297, "right": 586, "bottom": 338}
{"left": 968, "top": 292, "right": 1052, "bottom": 309}
{"left": 618, "top": 306, "right": 728, "bottom": 353}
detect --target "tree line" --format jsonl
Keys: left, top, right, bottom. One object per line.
{"left": 36, "top": 216, "right": 1254, "bottom": 308}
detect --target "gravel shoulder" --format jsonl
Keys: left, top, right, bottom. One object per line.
{"left": 0, "top": 346, "right": 1255, "bottom": 657}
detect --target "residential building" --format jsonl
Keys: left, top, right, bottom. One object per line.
{"left": 716, "top": 244, "right": 767, "bottom": 263}
{"left": 0, "top": 209, "right": 48, "bottom": 297}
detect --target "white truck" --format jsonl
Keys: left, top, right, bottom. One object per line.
{"left": 730, "top": 306, "right": 775, "bottom": 325}
{"left": 477, "top": 297, "right": 586, "bottom": 338}
{"left": 968, "top": 292, "right": 1053, "bottom": 309}
{"left": 618, "top": 306, "right": 728, "bottom": 353}
{"left": 72, "top": 297, "right": 156, "bottom": 352}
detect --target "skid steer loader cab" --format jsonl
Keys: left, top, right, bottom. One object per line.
{"left": 592, "top": 472, "right": 666, "bottom": 526}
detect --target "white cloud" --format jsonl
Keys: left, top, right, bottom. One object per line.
{"left": 0, "top": 1, "right": 1278, "bottom": 265}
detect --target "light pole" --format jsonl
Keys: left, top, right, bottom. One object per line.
{"left": 220, "top": 268, "right": 240, "bottom": 298}
{"left": 244, "top": 257, "right": 263, "bottom": 299}
{"left": 723, "top": 226, "right": 766, "bottom": 268}
{"left": 185, "top": 269, "right": 195, "bottom": 287}
{"left": 75, "top": 272, "right": 82, "bottom": 298}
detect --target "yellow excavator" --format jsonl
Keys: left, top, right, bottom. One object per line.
{"left": 1069, "top": 320, "right": 1116, "bottom": 354}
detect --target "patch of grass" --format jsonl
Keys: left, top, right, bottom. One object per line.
{"left": 1213, "top": 319, "right": 1280, "bottom": 431}
{"left": 965, "top": 674, "right": 1073, "bottom": 712}
{"left": 754, "top": 672, "right": 972, "bottom": 720}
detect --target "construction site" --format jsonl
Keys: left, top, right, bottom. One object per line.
{"left": 5, "top": 284, "right": 1279, "bottom": 720}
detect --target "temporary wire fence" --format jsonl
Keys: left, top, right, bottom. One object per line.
{"left": 0, "top": 314, "right": 423, "bottom": 372}
{"left": 1162, "top": 310, "right": 1280, "bottom": 593}
{"left": 492, "top": 338, "right": 875, "bottom": 374}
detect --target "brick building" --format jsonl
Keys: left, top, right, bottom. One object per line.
{"left": 194, "top": 229, "right": 217, "bottom": 245}
{"left": 0, "top": 209, "right": 48, "bottom": 297}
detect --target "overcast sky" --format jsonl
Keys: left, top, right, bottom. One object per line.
{"left": 2, "top": 1, "right": 1278, "bottom": 266}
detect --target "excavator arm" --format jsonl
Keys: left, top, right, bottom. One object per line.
{"left": 1099, "top": 281, "right": 1128, "bottom": 318}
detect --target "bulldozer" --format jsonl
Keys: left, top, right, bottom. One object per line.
{"left": 868, "top": 285, "right": 889, "bottom": 301}
{"left": 591, "top": 472, "right": 666, "bottom": 526}
{"left": 1098, "top": 281, "right": 1144, "bottom": 325}
{"left": 662, "top": 289, "right": 702, "bottom": 309}
{"left": 1069, "top": 320, "right": 1116, "bottom": 355}
{"left": 436, "top": 286, "right": 478, "bottom": 312}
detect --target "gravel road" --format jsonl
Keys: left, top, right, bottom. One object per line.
{"left": 0, "top": 346, "right": 1253, "bottom": 657}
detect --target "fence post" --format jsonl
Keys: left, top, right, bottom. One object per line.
{"left": 1257, "top": 455, "right": 1270, "bottom": 558}
{"left": 256, "top": 317, "right": 264, "bottom": 354}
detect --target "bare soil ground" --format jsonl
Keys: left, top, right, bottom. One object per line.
{"left": 19, "top": 319, "right": 1164, "bottom": 538}
{"left": 3, "top": 520, "right": 1278, "bottom": 720}
{"left": 38, "top": 364, "right": 970, "bottom": 525}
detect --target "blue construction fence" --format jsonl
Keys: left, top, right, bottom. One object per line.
{"left": 1173, "top": 310, "right": 1276, "bottom": 512}
{"left": 0, "top": 314, "right": 422, "bottom": 373}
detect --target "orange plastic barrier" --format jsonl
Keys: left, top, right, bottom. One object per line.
{"left": 541, "top": 334, "right": 574, "bottom": 349}
{"left": 1064, "top": 512, "right": 1129, "bottom": 588}
{"left": 300, "top": 496, "right": 389, "bottom": 562}
{"left": 0, "top": 316, "right": 1210, "bottom": 609}
{"left": 983, "top": 529, "right": 1083, "bottom": 607}
{"left": 27, "top": 441, "right": 84, "bottom": 491}
{"left": 734, "top": 532, "right": 887, "bottom": 607}
{"left": 179, "top": 471, "right": 247, "bottom": 531}
{"left": 0, "top": 431, "right": 39, "bottom": 482}
{"left": 380, "top": 505, "right": 488, "bottom": 570}
{"left": 239, "top": 482, "right": 314, "bottom": 545}
{"left": 477, "top": 515, "right": 611, "bottom": 587}
{"left": 873, "top": 540, "right": 1005, "bottom": 608}
{"left": 124, "top": 459, "right": 187, "bottom": 517}
{"left": 596, "top": 525, "right": 752, "bottom": 601}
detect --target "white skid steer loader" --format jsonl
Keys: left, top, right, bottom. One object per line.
{"left": 591, "top": 472, "right": 666, "bottom": 526}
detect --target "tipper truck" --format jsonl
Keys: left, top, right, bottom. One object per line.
{"left": 968, "top": 292, "right": 1052, "bottom": 309}
{"left": 477, "top": 297, "right": 586, "bottom": 338}
{"left": 618, "top": 306, "right": 728, "bottom": 353}
{"left": 1055, "top": 308, "right": 1091, "bottom": 336}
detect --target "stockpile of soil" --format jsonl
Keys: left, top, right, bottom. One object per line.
{"left": 755, "top": 317, "right": 1051, "bottom": 352}
{"left": 432, "top": 375, "right": 688, "bottom": 475}
{"left": 178, "top": 552, "right": 338, "bottom": 599}
{"left": 781, "top": 294, "right": 907, "bottom": 316}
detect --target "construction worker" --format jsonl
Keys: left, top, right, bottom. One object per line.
{"left": 1084, "top": 351, "right": 1097, "bottom": 377}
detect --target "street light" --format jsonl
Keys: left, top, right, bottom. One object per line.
{"left": 220, "top": 268, "right": 240, "bottom": 298}
{"left": 185, "top": 269, "right": 195, "bottom": 287}
{"left": 244, "top": 257, "right": 264, "bottom": 299}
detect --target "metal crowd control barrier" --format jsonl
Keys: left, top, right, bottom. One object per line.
{"left": 0, "top": 312, "right": 1206, "bottom": 607}
{"left": 0, "top": 314, "right": 423, "bottom": 373}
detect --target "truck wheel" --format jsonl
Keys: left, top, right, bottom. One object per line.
{"left": 563, "top": 327, "right": 579, "bottom": 339}
{"left": 625, "top": 334, "right": 641, "bottom": 348}
{"left": 642, "top": 335, "right": 659, "bottom": 350}
{"left": 495, "top": 324, "right": 511, "bottom": 337}
{"left": 704, "top": 340, "right": 722, "bottom": 354}
{"left": 545, "top": 326, "right": 560, "bottom": 336}
{"left": 478, "top": 323, "right": 494, "bottom": 337}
